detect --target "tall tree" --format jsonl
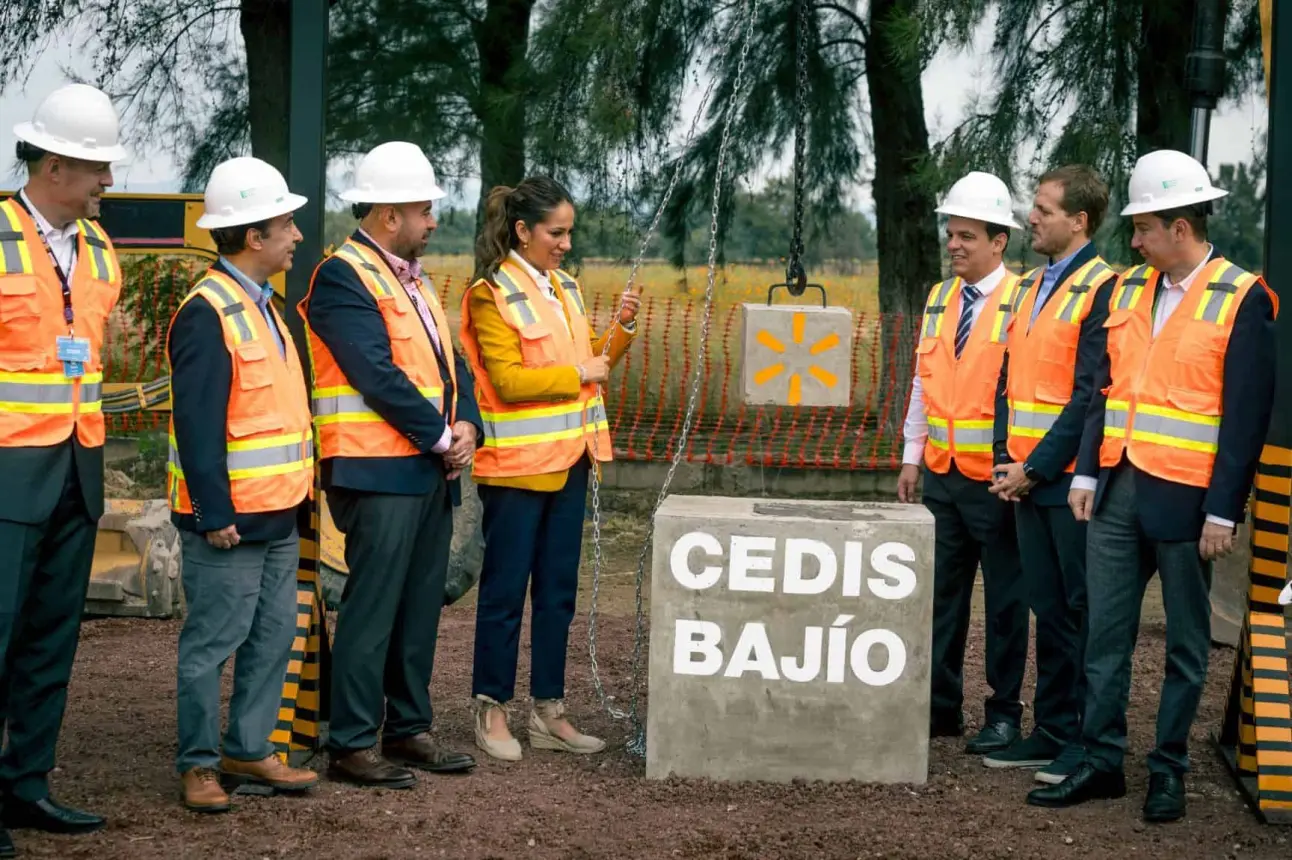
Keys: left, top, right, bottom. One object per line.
{"left": 933, "top": 0, "right": 1265, "bottom": 262}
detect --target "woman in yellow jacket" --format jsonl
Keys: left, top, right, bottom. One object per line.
{"left": 458, "top": 175, "right": 639, "bottom": 761}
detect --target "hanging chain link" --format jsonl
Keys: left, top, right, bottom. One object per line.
{"left": 583, "top": 0, "right": 762, "bottom": 757}
{"left": 786, "top": 0, "right": 811, "bottom": 290}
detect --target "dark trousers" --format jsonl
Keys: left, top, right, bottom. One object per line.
{"left": 325, "top": 474, "right": 452, "bottom": 754}
{"left": 0, "top": 459, "right": 97, "bottom": 801}
{"left": 1082, "top": 466, "right": 1212, "bottom": 775}
{"left": 924, "top": 465, "right": 1028, "bottom": 727}
{"left": 1017, "top": 496, "right": 1089, "bottom": 743}
{"left": 472, "top": 460, "right": 589, "bottom": 703}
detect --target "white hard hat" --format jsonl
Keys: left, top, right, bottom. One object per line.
{"left": 935, "top": 171, "right": 1022, "bottom": 229}
{"left": 196, "top": 156, "right": 308, "bottom": 229}
{"left": 13, "top": 83, "right": 128, "bottom": 163}
{"left": 339, "top": 141, "right": 446, "bottom": 204}
{"left": 1120, "top": 149, "right": 1228, "bottom": 216}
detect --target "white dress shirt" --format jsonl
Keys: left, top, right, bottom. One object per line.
{"left": 902, "top": 263, "right": 1009, "bottom": 466}
{"left": 20, "top": 190, "right": 79, "bottom": 276}
{"left": 1070, "top": 247, "right": 1232, "bottom": 528}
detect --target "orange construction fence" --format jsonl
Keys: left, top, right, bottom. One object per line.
{"left": 105, "top": 261, "right": 917, "bottom": 471}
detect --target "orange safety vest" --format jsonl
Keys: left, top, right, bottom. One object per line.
{"left": 166, "top": 269, "right": 313, "bottom": 515}
{"left": 0, "top": 198, "right": 121, "bottom": 448}
{"left": 1005, "top": 257, "right": 1117, "bottom": 470}
{"left": 915, "top": 272, "right": 1027, "bottom": 481}
{"left": 458, "top": 258, "right": 612, "bottom": 479}
{"left": 298, "top": 238, "right": 456, "bottom": 459}
{"left": 1099, "top": 258, "right": 1275, "bottom": 488}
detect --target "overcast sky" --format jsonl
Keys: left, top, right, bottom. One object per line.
{"left": 0, "top": 13, "right": 1269, "bottom": 213}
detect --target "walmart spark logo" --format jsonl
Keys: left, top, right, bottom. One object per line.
{"left": 751, "top": 311, "right": 841, "bottom": 406}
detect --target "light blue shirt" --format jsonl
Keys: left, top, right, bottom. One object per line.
{"left": 220, "top": 257, "right": 286, "bottom": 358}
{"left": 1029, "top": 241, "right": 1089, "bottom": 327}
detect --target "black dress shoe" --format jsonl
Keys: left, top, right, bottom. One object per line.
{"left": 1143, "top": 772, "right": 1186, "bottom": 822}
{"left": 328, "top": 746, "right": 417, "bottom": 789}
{"left": 1027, "top": 762, "right": 1127, "bottom": 808}
{"left": 3, "top": 796, "right": 105, "bottom": 834}
{"left": 965, "top": 720, "right": 1019, "bottom": 754}
{"left": 0, "top": 827, "right": 13, "bottom": 858}
{"left": 383, "top": 733, "right": 476, "bottom": 774}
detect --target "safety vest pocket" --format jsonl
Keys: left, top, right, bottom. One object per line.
{"left": 0, "top": 276, "right": 43, "bottom": 347}
{"left": 914, "top": 339, "right": 938, "bottom": 377}
{"left": 1165, "top": 385, "right": 1222, "bottom": 418}
{"left": 0, "top": 348, "right": 46, "bottom": 371}
{"left": 1171, "top": 324, "right": 1229, "bottom": 393}
{"left": 517, "top": 324, "right": 560, "bottom": 368}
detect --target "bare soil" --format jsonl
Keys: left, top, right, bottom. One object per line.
{"left": 19, "top": 501, "right": 1292, "bottom": 860}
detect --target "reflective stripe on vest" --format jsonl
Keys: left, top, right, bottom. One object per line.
{"left": 493, "top": 268, "right": 544, "bottom": 328}
{"left": 1008, "top": 402, "right": 1062, "bottom": 439}
{"left": 1103, "top": 399, "right": 1130, "bottom": 438}
{"left": 480, "top": 397, "right": 609, "bottom": 448}
{"left": 921, "top": 278, "right": 959, "bottom": 339}
{"left": 169, "top": 431, "right": 315, "bottom": 481}
{"left": 927, "top": 416, "right": 994, "bottom": 453}
{"left": 0, "top": 371, "right": 103, "bottom": 413}
{"left": 0, "top": 203, "right": 35, "bottom": 274}
{"left": 1109, "top": 264, "right": 1156, "bottom": 311}
{"left": 312, "top": 384, "right": 445, "bottom": 424}
{"left": 1126, "top": 404, "right": 1220, "bottom": 453}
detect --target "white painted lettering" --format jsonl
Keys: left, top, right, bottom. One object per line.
{"left": 827, "top": 614, "right": 853, "bottom": 683}
{"left": 729, "top": 535, "right": 777, "bottom": 592}
{"left": 673, "top": 619, "right": 723, "bottom": 675}
{"left": 783, "top": 538, "right": 838, "bottom": 595}
{"left": 723, "top": 622, "right": 780, "bottom": 680}
{"left": 670, "top": 531, "right": 724, "bottom": 590}
{"left": 780, "top": 625, "right": 823, "bottom": 682}
{"left": 868, "top": 541, "right": 917, "bottom": 600}
{"left": 849, "top": 629, "right": 906, "bottom": 686}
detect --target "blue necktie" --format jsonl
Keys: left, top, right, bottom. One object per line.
{"left": 954, "top": 284, "right": 981, "bottom": 358}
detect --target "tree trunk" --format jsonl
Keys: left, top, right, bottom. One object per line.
{"left": 1137, "top": 0, "right": 1195, "bottom": 153}
{"left": 866, "top": 0, "right": 941, "bottom": 440}
{"left": 473, "top": 0, "right": 536, "bottom": 227}
{"left": 241, "top": 0, "right": 292, "bottom": 172}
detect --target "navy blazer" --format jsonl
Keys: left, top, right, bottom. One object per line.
{"left": 167, "top": 260, "right": 300, "bottom": 540}
{"left": 1075, "top": 252, "right": 1277, "bottom": 542}
{"left": 994, "top": 242, "right": 1113, "bottom": 507}
{"left": 304, "top": 231, "right": 482, "bottom": 502}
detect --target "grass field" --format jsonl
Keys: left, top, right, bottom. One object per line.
{"left": 418, "top": 254, "right": 882, "bottom": 313}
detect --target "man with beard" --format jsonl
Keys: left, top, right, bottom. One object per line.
{"left": 300, "top": 142, "right": 482, "bottom": 788}
{"left": 986, "top": 165, "right": 1117, "bottom": 787}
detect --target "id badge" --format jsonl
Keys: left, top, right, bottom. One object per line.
{"left": 56, "top": 336, "right": 91, "bottom": 379}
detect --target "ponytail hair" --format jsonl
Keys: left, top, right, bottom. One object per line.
{"left": 472, "top": 175, "right": 574, "bottom": 282}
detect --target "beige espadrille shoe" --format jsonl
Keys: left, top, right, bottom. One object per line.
{"left": 528, "top": 698, "right": 607, "bottom": 754}
{"left": 474, "top": 695, "right": 522, "bottom": 762}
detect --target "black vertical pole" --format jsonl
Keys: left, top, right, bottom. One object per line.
{"left": 1185, "top": 0, "right": 1228, "bottom": 165}
{"left": 1266, "top": 1, "right": 1290, "bottom": 316}
{"left": 285, "top": 0, "right": 328, "bottom": 357}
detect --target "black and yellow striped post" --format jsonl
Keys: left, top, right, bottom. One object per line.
{"left": 1214, "top": 0, "right": 1292, "bottom": 825}
{"left": 271, "top": 0, "right": 333, "bottom": 766}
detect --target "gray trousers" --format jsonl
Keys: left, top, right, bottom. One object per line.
{"left": 175, "top": 529, "right": 299, "bottom": 774}
{"left": 1081, "top": 467, "right": 1213, "bottom": 775}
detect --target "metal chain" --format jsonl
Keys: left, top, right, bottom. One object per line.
{"left": 584, "top": 0, "right": 762, "bottom": 757}
{"left": 786, "top": 0, "right": 811, "bottom": 288}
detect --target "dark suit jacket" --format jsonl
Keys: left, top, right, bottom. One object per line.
{"left": 304, "top": 231, "right": 482, "bottom": 503}
{"left": 994, "top": 242, "right": 1113, "bottom": 507}
{"left": 0, "top": 438, "right": 101, "bottom": 525}
{"left": 1075, "top": 252, "right": 1277, "bottom": 542}
{"left": 167, "top": 260, "right": 299, "bottom": 540}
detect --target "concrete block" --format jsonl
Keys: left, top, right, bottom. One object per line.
{"left": 646, "top": 495, "right": 935, "bottom": 784}
{"left": 740, "top": 304, "right": 853, "bottom": 407}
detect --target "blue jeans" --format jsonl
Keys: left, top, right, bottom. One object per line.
{"left": 472, "top": 460, "right": 589, "bottom": 703}
{"left": 175, "top": 529, "right": 299, "bottom": 773}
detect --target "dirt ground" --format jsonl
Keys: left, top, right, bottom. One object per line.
{"left": 19, "top": 499, "right": 1292, "bottom": 860}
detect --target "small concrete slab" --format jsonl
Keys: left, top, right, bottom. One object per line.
{"left": 739, "top": 304, "right": 853, "bottom": 407}
{"left": 646, "top": 495, "right": 934, "bottom": 784}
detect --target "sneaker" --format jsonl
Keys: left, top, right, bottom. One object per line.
{"left": 982, "top": 729, "right": 1063, "bottom": 768}
{"left": 1035, "top": 742, "right": 1086, "bottom": 784}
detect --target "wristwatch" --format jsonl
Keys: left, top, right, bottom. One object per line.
{"left": 1022, "top": 462, "right": 1039, "bottom": 482}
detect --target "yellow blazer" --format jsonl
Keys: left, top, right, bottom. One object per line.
{"left": 466, "top": 278, "right": 636, "bottom": 492}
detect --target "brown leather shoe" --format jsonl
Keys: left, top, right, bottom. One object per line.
{"left": 181, "top": 767, "right": 230, "bottom": 813}
{"left": 327, "top": 746, "right": 417, "bottom": 789}
{"left": 384, "top": 733, "right": 476, "bottom": 774}
{"left": 220, "top": 754, "right": 319, "bottom": 794}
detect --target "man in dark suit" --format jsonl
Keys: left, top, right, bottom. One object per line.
{"left": 300, "top": 142, "right": 482, "bottom": 788}
{"left": 987, "top": 166, "right": 1117, "bottom": 786}
{"left": 1027, "top": 150, "right": 1277, "bottom": 822}
{"left": 0, "top": 83, "right": 130, "bottom": 849}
